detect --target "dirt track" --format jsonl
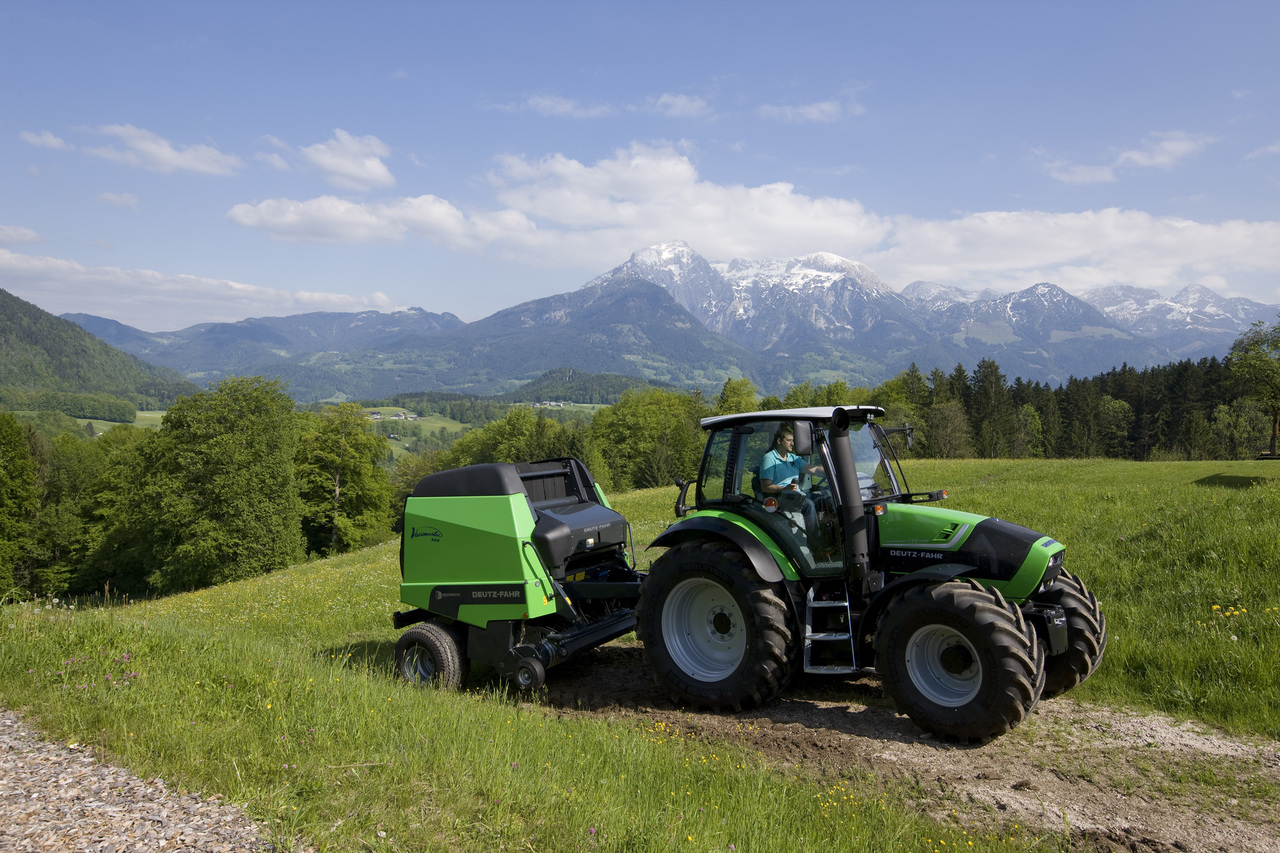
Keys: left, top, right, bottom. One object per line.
{"left": 543, "top": 644, "right": 1280, "bottom": 852}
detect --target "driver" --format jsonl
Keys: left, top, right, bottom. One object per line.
{"left": 759, "top": 424, "right": 823, "bottom": 532}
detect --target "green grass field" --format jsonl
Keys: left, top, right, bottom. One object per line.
{"left": 3, "top": 459, "right": 1279, "bottom": 851}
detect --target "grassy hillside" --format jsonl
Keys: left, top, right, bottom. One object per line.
{"left": 2, "top": 459, "right": 1278, "bottom": 851}
{"left": 0, "top": 289, "right": 197, "bottom": 409}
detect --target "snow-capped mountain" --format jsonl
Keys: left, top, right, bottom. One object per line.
{"left": 590, "top": 242, "right": 1276, "bottom": 385}
{"left": 899, "top": 280, "right": 973, "bottom": 312}
{"left": 1080, "top": 283, "right": 1277, "bottom": 358}
{"left": 592, "top": 242, "right": 921, "bottom": 358}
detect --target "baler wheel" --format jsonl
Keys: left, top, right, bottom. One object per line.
{"left": 513, "top": 657, "right": 546, "bottom": 691}
{"left": 394, "top": 621, "right": 469, "bottom": 690}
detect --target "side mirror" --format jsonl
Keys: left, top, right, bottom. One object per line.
{"left": 792, "top": 421, "right": 813, "bottom": 456}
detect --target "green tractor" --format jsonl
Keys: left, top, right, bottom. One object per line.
{"left": 636, "top": 406, "right": 1107, "bottom": 742}
{"left": 392, "top": 406, "right": 1105, "bottom": 743}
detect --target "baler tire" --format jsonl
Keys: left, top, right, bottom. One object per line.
{"left": 636, "top": 540, "right": 797, "bottom": 711}
{"left": 875, "top": 579, "right": 1044, "bottom": 743}
{"left": 395, "top": 621, "right": 469, "bottom": 690}
{"left": 1036, "top": 570, "right": 1108, "bottom": 698}
{"left": 513, "top": 657, "right": 546, "bottom": 691}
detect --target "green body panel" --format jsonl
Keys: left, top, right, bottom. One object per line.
{"left": 680, "top": 508, "right": 802, "bottom": 581}
{"left": 877, "top": 503, "right": 989, "bottom": 547}
{"left": 878, "top": 503, "right": 1065, "bottom": 600}
{"left": 675, "top": 502, "right": 1063, "bottom": 601}
{"left": 400, "top": 493, "right": 558, "bottom": 626}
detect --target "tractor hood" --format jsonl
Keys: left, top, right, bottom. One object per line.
{"left": 876, "top": 503, "right": 1064, "bottom": 600}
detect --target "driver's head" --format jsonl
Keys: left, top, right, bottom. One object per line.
{"left": 774, "top": 424, "right": 794, "bottom": 452}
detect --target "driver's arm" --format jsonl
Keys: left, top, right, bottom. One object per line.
{"left": 759, "top": 476, "right": 794, "bottom": 494}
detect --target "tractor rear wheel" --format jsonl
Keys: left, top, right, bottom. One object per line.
{"left": 637, "top": 540, "right": 798, "bottom": 711}
{"left": 1035, "top": 569, "right": 1107, "bottom": 698}
{"left": 875, "top": 579, "right": 1044, "bottom": 743}
{"left": 395, "top": 621, "right": 469, "bottom": 690}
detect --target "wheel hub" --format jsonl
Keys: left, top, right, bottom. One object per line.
{"left": 904, "top": 624, "right": 982, "bottom": 707}
{"left": 939, "top": 643, "right": 974, "bottom": 675}
{"left": 710, "top": 607, "right": 736, "bottom": 638}
{"left": 662, "top": 577, "right": 747, "bottom": 682}
{"left": 406, "top": 647, "right": 436, "bottom": 682}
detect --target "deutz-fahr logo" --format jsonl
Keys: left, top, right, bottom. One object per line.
{"left": 411, "top": 526, "right": 442, "bottom": 543}
{"left": 890, "top": 549, "right": 946, "bottom": 560}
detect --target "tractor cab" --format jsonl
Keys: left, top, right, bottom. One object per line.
{"left": 685, "top": 406, "right": 930, "bottom": 579}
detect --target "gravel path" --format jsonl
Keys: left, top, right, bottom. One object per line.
{"left": 0, "top": 709, "right": 277, "bottom": 852}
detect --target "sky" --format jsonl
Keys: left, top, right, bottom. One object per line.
{"left": 2, "top": 1, "right": 1279, "bottom": 332}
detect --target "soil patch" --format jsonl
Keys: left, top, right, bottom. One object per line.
{"left": 543, "top": 644, "right": 1280, "bottom": 852}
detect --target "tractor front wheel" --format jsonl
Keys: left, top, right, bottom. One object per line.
{"left": 1035, "top": 569, "right": 1107, "bottom": 698}
{"left": 875, "top": 579, "right": 1044, "bottom": 743}
{"left": 637, "top": 540, "right": 798, "bottom": 711}
{"left": 394, "top": 621, "right": 469, "bottom": 690}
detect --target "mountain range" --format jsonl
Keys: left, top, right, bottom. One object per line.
{"left": 59, "top": 241, "right": 1279, "bottom": 401}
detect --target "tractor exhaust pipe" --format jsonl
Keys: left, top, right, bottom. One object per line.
{"left": 829, "top": 408, "right": 882, "bottom": 598}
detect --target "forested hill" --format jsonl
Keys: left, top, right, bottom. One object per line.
{"left": 0, "top": 289, "right": 198, "bottom": 411}
{"left": 497, "top": 368, "right": 676, "bottom": 403}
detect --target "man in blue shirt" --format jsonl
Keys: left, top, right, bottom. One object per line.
{"left": 759, "top": 424, "right": 822, "bottom": 532}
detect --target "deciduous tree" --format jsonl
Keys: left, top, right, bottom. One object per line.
{"left": 297, "top": 404, "right": 394, "bottom": 556}
{"left": 1229, "top": 316, "right": 1280, "bottom": 456}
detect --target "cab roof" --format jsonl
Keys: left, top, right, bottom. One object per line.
{"left": 700, "top": 405, "right": 887, "bottom": 430}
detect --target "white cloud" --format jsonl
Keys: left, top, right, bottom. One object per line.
{"left": 255, "top": 151, "right": 291, "bottom": 171}
{"left": 1247, "top": 142, "right": 1280, "bottom": 159}
{"left": 864, "top": 208, "right": 1280, "bottom": 298}
{"left": 0, "top": 226, "right": 42, "bottom": 245}
{"left": 227, "top": 142, "right": 1280, "bottom": 305}
{"left": 519, "top": 94, "right": 614, "bottom": 119}
{"left": 84, "top": 124, "right": 243, "bottom": 175}
{"left": 758, "top": 93, "right": 864, "bottom": 123}
{"left": 1046, "top": 131, "right": 1215, "bottom": 184}
{"left": 98, "top": 192, "right": 139, "bottom": 209}
{"left": 1046, "top": 162, "right": 1116, "bottom": 185}
{"left": 647, "top": 93, "right": 712, "bottom": 119}
{"left": 1115, "top": 132, "right": 1215, "bottom": 169}
{"left": 20, "top": 130, "right": 73, "bottom": 150}
{"left": 300, "top": 129, "right": 395, "bottom": 191}
{"left": 0, "top": 248, "right": 389, "bottom": 331}
{"left": 229, "top": 143, "right": 890, "bottom": 267}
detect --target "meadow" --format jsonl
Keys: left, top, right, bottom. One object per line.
{"left": 2, "top": 458, "right": 1279, "bottom": 851}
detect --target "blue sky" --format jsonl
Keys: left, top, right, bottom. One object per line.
{"left": 3, "top": 1, "right": 1279, "bottom": 331}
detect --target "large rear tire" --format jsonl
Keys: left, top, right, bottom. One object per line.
{"left": 395, "top": 621, "right": 469, "bottom": 690}
{"left": 636, "top": 540, "right": 798, "bottom": 711}
{"left": 875, "top": 579, "right": 1044, "bottom": 743}
{"left": 1036, "top": 569, "right": 1107, "bottom": 698}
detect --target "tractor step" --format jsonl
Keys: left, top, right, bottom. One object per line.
{"left": 803, "top": 585, "right": 858, "bottom": 673}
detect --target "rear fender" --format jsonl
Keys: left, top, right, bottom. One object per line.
{"left": 650, "top": 514, "right": 808, "bottom": 625}
{"left": 650, "top": 515, "right": 794, "bottom": 584}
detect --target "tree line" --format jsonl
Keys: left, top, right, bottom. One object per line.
{"left": 4, "top": 318, "right": 1277, "bottom": 602}
{"left": 1, "top": 378, "right": 393, "bottom": 600}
